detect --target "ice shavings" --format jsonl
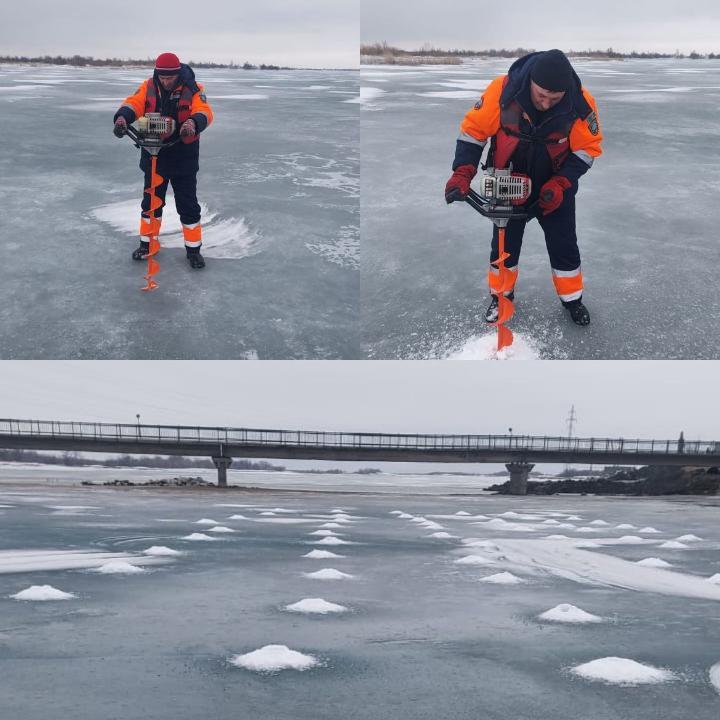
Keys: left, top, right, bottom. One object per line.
{"left": 571, "top": 657, "right": 675, "bottom": 685}
{"left": 182, "top": 533, "right": 216, "bottom": 541}
{"left": 710, "top": 662, "right": 720, "bottom": 694}
{"left": 285, "top": 598, "right": 348, "bottom": 614}
{"left": 303, "top": 568, "right": 353, "bottom": 580}
{"left": 538, "top": 604, "right": 603, "bottom": 623}
{"left": 303, "top": 550, "right": 345, "bottom": 559}
{"left": 447, "top": 333, "right": 541, "bottom": 360}
{"left": 143, "top": 546, "right": 182, "bottom": 556}
{"left": 93, "top": 560, "right": 145, "bottom": 574}
{"left": 229, "top": 645, "right": 320, "bottom": 672}
{"left": 11, "top": 585, "right": 76, "bottom": 601}
{"left": 480, "top": 572, "right": 524, "bottom": 584}
{"left": 305, "top": 224, "right": 359, "bottom": 269}
{"left": 91, "top": 201, "right": 260, "bottom": 260}
{"left": 636, "top": 558, "right": 672, "bottom": 568}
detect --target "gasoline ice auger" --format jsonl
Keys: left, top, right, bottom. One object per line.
{"left": 447, "top": 168, "right": 533, "bottom": 352}
{"left": 124, "top": 114, "right": 178, "bottom": 292}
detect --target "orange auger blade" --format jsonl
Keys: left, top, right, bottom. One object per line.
{"left": 497, "top": 324, "right": 514, "bottom": 351}
{"left": 141, "top": 156, "right": 163, "bottom": 292}
{"left": 494, "top": 227, "right": 515, "bottom": 353}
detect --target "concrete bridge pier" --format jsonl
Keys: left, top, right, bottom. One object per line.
{"left": 505, "top": 462, "right": 534, "bottom": 495}
{"left": 211, "top": 456, "right": 233, "bottom": 488}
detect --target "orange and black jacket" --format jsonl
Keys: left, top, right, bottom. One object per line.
{"left": 453, "top": 53, "right": 602, "bottom": 195}
{"left": 113, "top": 64, "right": 213, "bottom": 175}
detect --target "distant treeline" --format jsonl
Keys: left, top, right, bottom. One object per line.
{"left": 0, "top": 55, "right": 287, "bottom": 70}
{"left": 362, "top": 42, "right": 720, "bottom": 60}
{"left": 0, "top": 448, "right": 285, "bottom": 471}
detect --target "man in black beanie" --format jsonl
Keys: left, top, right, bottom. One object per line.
{"left": 445, "top": 49, "right": 603, "bottom": 326}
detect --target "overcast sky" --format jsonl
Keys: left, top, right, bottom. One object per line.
{"left": 361, "top": 0, "right": 720, "bottom": 54}
{"left": 0, "top": 361, "right": 716, "bottom": 442}
{"left": 0, "top": 0, "right": 359, "bottom": 69}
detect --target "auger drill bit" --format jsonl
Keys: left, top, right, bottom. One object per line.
{"left": 141, "top": 155, "right": 163, "bottom": 292}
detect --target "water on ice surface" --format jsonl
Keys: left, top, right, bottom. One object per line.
{"left": 2, "top": 479, "right": 720, "bottom": 718}
{"left": 0, "top": 65, "right": 359, "bottom": 359}
{"left": 361, "top": 59, "right": 720, "bottom": 359}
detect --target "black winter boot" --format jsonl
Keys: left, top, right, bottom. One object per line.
{"left": 186, "top": 248, "right": 205, "bottom": 269}
{"left": 484, "top": 292, "right": 514, "bottom": 323}
{"left": 563, "top": 299, "right": 590, "bottom": 326}
{"left": 132, "top": 241, "right": 150, "bottom": 261}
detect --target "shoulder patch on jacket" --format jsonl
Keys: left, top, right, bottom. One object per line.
{"left": 586, "top": 111, "right": 599, "bottom": 136}
{"left": 474, "top": 97, "right": 483, "bottom": 110}
{"left": 200, "top": 92, "right": 207, "bottom": 102}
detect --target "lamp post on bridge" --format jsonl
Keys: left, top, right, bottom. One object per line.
{"left": 136, "top": 414, "right": 141, "bottom": 439}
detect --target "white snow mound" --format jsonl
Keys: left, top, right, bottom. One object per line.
{"left": 313, "top": 536, "right": 351, "bottom": 546}
{"left": 538, "top": 603, "right": 603, "bottom": 623}
{"left": 709, "top": 662, "right": 720, "bottom": 694}
{"left": 143, "top": 546, "right": 182, "bottom": 556}
{"left": 571, "top": 657, "right": 674, "bottom": 685}
{"left": 94, "top": 560, "right": 145, "bottom": 574}
{"left": 448, "top": 333, "right": 541, "bottom": 360}
{"left": 481, "top": 572, "right": 524, "bottom": 584}
{"left": 208, "top": 526, "right": 235, "bottom": 533}
{"left": 303, "top": 568, "right": 354, "bottom": 580}
{"left": 659, "top": 541, "right": 688, "bottom": 549}
{"left": 285, "top": 598, "right": 348, "bottom": 614}
{"left": 11, "top": 584, "right": 76, "bottom": 601}
{"left": 182, "top": 533, "right": 215, "bottom": 541}
{"left": 454, "top": 555, "right": 495, "bottom": 566}
{"left": 676, "top": 534, "right": 703, "bottom": 542}
{"left": 194, "top": 518, "right": 219, "bottom": 525}
{"left": 229, "top": 645, "right": 319, "bottom": 672}
{"left": 636, "top": 557, "right": 672, "bottom": 568}
{"left": 304, "top": 550, "right": 345, "bottom": 559}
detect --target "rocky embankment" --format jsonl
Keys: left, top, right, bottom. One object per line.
{"left": 489, "top": 466, "right": 720, "bottom": 495}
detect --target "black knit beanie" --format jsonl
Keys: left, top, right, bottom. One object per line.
{"left": 530, "top": 49, "right": 573, "bottom": 92}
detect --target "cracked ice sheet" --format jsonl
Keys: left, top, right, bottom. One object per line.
{"left": 466, "top": 538, "right": 720, "bottom": 601}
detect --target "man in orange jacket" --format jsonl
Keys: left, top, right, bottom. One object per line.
{"left": 445, "top": 50, "right": 602, "bottom": 325}
{"left": 113, "top": 52, "right": 214, "bottom": 269}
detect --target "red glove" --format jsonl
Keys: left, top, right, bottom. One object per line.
{"left": 180, "top": 118, "right": 197, "bottom": 138}
{"left": 445, "top": 164, "right": 477, "bottom": 203}
{"left": 113, "top": 117, "right": 127, "bottom": 138}
{"left": 538, "top": 175, "right": 572, "bottom": 215}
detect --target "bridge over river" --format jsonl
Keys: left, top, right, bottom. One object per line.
{"left": 0, "top": 419, "right": 717, "bottom": 494}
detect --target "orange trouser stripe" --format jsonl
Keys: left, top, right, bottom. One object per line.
{"left": 182, "top": 224, "right": 202, "bottom": 244}
{"left": 488, "top": 266, "right": 518, "bottom": 295}
{"left": 552, "top": 272, "right": 584, "bottom": 299}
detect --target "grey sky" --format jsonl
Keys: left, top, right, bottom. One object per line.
{"left": 0, "top": 361, "right": 717, "bottom": 442}
{"left": 361, "top": 0, "right": 720, "bottom": 54}
{"left": 0, "top": 0, "right": 359, "bottom": 69}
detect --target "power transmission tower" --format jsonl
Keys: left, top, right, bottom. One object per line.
{"left": 565, "top": 405, "right": 577, "bottom": 474}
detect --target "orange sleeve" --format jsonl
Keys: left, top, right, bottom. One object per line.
{"left": 118, "top": 80, "right": 149, "bottom": 120}
{"left": 569, "top": 87, "right": 603, "bottom": 161}
{"left": 459, "top": 75, "right": 504, "bottom": 142}
{"left": 191, "top": 83, "right": 213, "bottom": 127}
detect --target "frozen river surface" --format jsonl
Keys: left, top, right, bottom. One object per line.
{"left": 361, "top": 59, "right": 720, "bottom": 359}
{"left": 1, "top": 479, "right": 720, "bottom": 719}
{"left": 0, "top": 64, "right": 359, "bottom": 359}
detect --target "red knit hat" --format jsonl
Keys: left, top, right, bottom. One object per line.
{"left": 155, "top": 52, "right": 181, "bottom": 75}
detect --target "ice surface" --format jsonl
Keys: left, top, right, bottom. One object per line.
{"left": 303, "top": 568, "right": 353, "bottom": 580}
{"left": 538, "top": 604, "right": 603, "bottom": 623}
{"left": 0, "top": 548, "right": 163, "bottom": 573}
{"left": 229, "top": 645, "right": 319, "bottom": 672}
{"left": 11, "top": 584, "right": 76, "bottom": 601}
{"left": 571, "top": 657, "right": 674, "bottom": 685}
{"left": 361, "top": 59, "right": 720, "bottom": 359}
{"left": 0, "top": 65, "right": 359, "bottom": 359}
{"left": 285, "top": 598, "right": 348, "bottom": 614}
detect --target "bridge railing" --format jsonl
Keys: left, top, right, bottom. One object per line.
{"left": 0, "top": 419, "right": 718, "bottom": 457}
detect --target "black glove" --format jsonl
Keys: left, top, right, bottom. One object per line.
{"left": 113, "top": 117, "right": 127, "bottom": 138}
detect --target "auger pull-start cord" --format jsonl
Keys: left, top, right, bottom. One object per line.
{"left": 142, "top": 155, "right": 162, "bottom": 292}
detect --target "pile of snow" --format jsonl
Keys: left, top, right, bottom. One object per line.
{"left": 227, "top": 514, "right": 247, "bottom": 520}
{"left": 447, "top": 333, "right": 541, "bottom": 360}
{"left": 285, "top": 598, "right": 348, "bottom": 614}
{"left": 455, "top": 511, "right": 471, "bottom": 516}
{"left": 538, "top": 604, "right": 603, "bottom": 623}
{"left": 676, "top": 534, "right": 703, "bottom": 542}
{"left": 389, "top": 511, "right": 404, "bottom": 516}
{"left": 229, "top": 645, "right": 320, "bottom": 672}
{"left": 707, "top": 574, "right": 720, "bottom": 585}
{"left": 710, "top": 662, "right": 720, "bottom": 694}
{"left": 320, "top": 523, "right": 344, "bottom": 529}
{"left": 304, "top": 549, "right": 345, "bottom": 559}
{"left": 571, "top": 657, "right": 674, "bottom": 685}
{"left": 94, "top": 560, "right": 145, "bottom": 574}
{"left": 303, "top": 568, "right": 354, "bottom": 580}
{"left": 428, "top": 532, "right": 454, "bottom": 539}
{"left": 182, "top": 533, "right": 215, "bottom": 541}
{"left": 616, "top": 524, "right": 636, "bottom": 530}
{"left": 143, "top": 546, "right": 182, "bottom": 556}
{"left": 659, "top": 541, "right": 688, "bottom": 549}
{"left": 454, "top": 555, "right": 495, "bottom": 566}
{"left": 638, "top": 527, "right": 661, "bottom": 534}
{"left": 194, "top": 518, "right": 219, "bottom": 525}
{"left": 11, "top": 585, "right": 76, "bottom": 601}
{"left": 480, "top": 572, "right": 524, "bottom": 584}
{"left": 636, "top": 557, "right": 672, "bottom": 568}
{"left": 208, "top": 526, "right": 235, "bottom": 533}
{"left": 313, "top": 536, "right": 351, "bottom": 546}
{"left": 589, "top": 520, "right": 610, "bottom": 526}
{"left": 309, "top": 530, "right": 339, "bottom": 537}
